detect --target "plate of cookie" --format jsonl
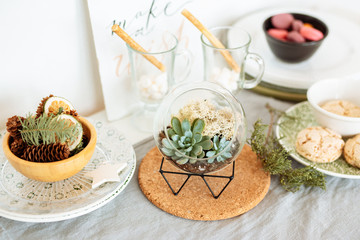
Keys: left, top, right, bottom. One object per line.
{"left": 276, "top": 101, "right": 360, "bottom": 179}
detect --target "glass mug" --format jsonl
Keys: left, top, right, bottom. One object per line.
{"left": 127, "top": 31, "right": 191, "bottom": 132}
{"left": 201, "top": 26, "right": 264, "bottom": 93}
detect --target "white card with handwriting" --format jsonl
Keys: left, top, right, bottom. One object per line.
{"left": 87, "top": 0, "right": 262, "bottom": 120}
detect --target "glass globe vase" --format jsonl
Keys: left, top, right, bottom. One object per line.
{"left": 153, "top": 81, "right": 247, "bottom": 175}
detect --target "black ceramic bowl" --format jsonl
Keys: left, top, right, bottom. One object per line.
{"left": 263, "top": 13, "right": 328, "bottom": 63}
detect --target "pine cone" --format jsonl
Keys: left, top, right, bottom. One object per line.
{"left": 22, "top": 143, "right": 70, "bottom": 162}
{"left": 10, "top": 138, "right": 27, "bottom": 157}
{"left": 82, "top": 134, "right": 88, "bottom": 147}
{"left": 69, "top": 109, "right": 78, "bottom": 117}
{"left": 36, "top": 94, "right": 54, "bottom": 118}
{"left": 6, "top": 115, "right": 25, "bottom": 139}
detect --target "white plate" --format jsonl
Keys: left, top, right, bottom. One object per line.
{"left": 276, "top": 101, "right": 360, "bottom": 179}
{"left": 0, "top": 119, "right": 136, "bottom": 222}
{"left": 233, "top": 6, "right": 360, "bottom": 90}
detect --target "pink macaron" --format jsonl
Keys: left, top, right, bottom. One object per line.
{"left": 287, "top": 31, "right": 305, "bottom": 43}
{"left": 271, "top": 13, "right": 294, "bottom": 29}
{"left": 292, "top": 20, "right": 304, "bottom": 32}
{"left": 267, "top": 28, "right": 288, "bottom": 40}
{"left": 300, "top": 26, "right": 324, "bottom": 41}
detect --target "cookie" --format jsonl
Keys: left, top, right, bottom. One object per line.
{"left": 348, "top": 107, "right": 360, "bottom": 118}
{"left": 344, "top": 134, "right": 360, "bottom": 168}
{"left": 321, "top": 100, "right": 360, "bottom": 118}
{"left": 295, "top": 126, "right": 344, "bottom": 163}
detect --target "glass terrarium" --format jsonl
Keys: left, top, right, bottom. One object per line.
{"left": 153, "top": 81, "right": 247, "bottom": 175}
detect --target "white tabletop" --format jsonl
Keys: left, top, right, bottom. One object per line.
{"left": 88, "top": 110, "right": 152, "bottom": 146}
{"left": 1, "top": 90, "right": 360, "bottom": 239}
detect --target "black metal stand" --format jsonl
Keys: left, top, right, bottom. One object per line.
{"left": 159, "top": 157, "right": 235, "bottom": 199}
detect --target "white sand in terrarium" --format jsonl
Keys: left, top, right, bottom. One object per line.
{"left": 176, "top": 100, "right": 234, "bottom": 140}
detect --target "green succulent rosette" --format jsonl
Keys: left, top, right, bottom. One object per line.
{"left": 160, "top": 117, "right": 233, "bottom": 165}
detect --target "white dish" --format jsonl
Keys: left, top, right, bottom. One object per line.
{"left": 233, "top": 6, "right": 360, "bottom": 90}
{"left": 276, "top": 101, "right": 360, "bottom": 179}
{"left": 0, "top": 119, "right": 136, "bottom": 222}
{"left": 307, "top": 78, "right": 360, "bottom": 136}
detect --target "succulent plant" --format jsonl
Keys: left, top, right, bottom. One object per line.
{"left": 161, "top": 117, "right": 213, "bottom": 164}
{"left": 205, "top": 135, "right": 232, "bottom": 163}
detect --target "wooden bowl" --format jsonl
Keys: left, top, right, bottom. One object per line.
{"left": 2, "top": 117, "right": 97, "bottom": 182}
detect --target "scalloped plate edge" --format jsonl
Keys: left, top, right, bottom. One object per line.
{"left": 0, "top": 149, "right": 136, "bottom": 222}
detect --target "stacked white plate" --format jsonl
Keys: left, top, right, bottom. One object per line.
{"left": 233, "top": 6, "right": 360, "bottom": 94}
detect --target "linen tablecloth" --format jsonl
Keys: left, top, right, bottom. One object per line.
{"left": 0, "top": 90, "right": 359, "bottom": 240}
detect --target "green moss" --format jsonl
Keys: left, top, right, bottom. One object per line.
{"left": 249, "top": 119, "right": 326, "bottom": 193}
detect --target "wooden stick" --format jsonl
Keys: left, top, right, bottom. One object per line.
{"left": 181, "top": 9, "right": 240, "bottom": 73}
{"left": 111, "top": 24, "right": 166, "bottom": 72}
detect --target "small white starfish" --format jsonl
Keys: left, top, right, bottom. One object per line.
{"left": 85, "top": 162, "right": 127, "bottom": 189}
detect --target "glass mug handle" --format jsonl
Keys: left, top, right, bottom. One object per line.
{"left": 175, "top": 49, "right": 192, "bottom": 83}
{"left": 242, "top": 52, "right": 265, "bottom": 89}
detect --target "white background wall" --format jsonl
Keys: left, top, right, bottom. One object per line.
{"left": 0, "top": 0, "right": 104, "bottom": 127}
{"left": 0, "top": 0, "right": 359, "bottom": 127}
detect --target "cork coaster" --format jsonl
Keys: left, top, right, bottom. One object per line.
{"left": 138, "top": 144, "right": 270, "bottom": 221}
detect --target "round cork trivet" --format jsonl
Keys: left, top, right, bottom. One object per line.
{"left": 138, "top": 145, "right": 271, "bottom": 221}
